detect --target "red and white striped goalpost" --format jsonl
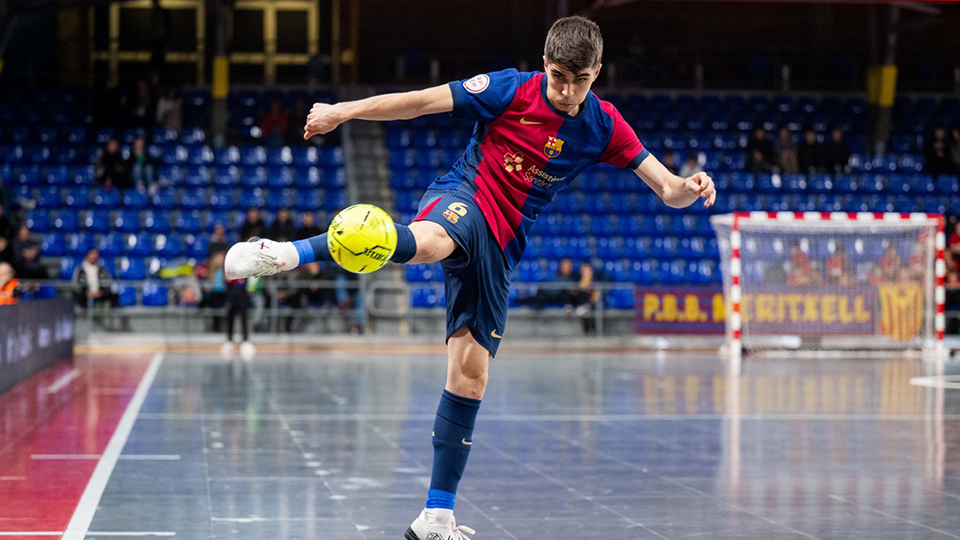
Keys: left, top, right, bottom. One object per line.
{"left": 726, "top": 211, "right": 946, "bottom": 375}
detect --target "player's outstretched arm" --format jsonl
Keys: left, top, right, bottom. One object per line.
{"left": 304, "top": 85, "right": 454, "bottom": 140}
{"left": 633, "top": 154, "right": 716, "bottom": 209}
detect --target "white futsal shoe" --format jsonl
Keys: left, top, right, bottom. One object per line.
{"left": 224, "top": 237, "right": 298, "bottom": 280}
{"left": 405, "top": 510, "right": 475, "bottom": 540}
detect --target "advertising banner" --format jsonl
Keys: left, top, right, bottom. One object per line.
{"left": 0, "top": 299, "right": 75, "bottom": 395}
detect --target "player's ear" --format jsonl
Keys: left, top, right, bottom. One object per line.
{"left": 594, "top": 64, "right": 602, "bottom": 81}
{"left": 542, "top": 56, "right": 548, "bottom": 71}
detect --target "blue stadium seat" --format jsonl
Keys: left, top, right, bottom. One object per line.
{"left": 180, "top": 188, "right": 207, "bottom": 210}
{"left": 68, "top": 233, "right": 95, "bottom": 257}
{"left": 36, "top": 186, "right": 62, "bottom": 209}
{"left": 41, "top": 233, "right": 66, "bottom": 257}
{"left": 155, "top": 234, "right": 184, "bottom": 258}
{"left": 187, "top": 235, "right": 210, "bottom": 259}
{"left": 53, "top": 209, "right": 78, "bottom": 231}
{"left": 209, "top": 188, "right": 235, "bottom": 210}
{"left": 84, "top": 210, "right": 111, "bottom": 233}
{"left": 141, "top": 284, "right": 169, "bottom": 307}
{"left": 152, "top": 188, "right": 177, "bottom": 209}
{"left": 176, "top": 211, "right": 202, "bottom": 233}
{"left": 93, "top": 189, "right": 120, "bottom": 209}
{"left": 25, "top": 211, "right": 51, "bottom": 233}
{"left": 63, "top": 187, "right": 91, "bottom": 209}
{"left": 98, "top": 233, "right": 125, "bottom": 258}
{"left": 117, "top": 286, "right": 138, "bottom": 307}
{"left": 241, "top": 145, "right": 267, "bottom": 166}
{"left": 126, "top": 233, "right": 154, "bottom": 257}
{"left": 59, "top": 257, "right": 79, "bottom": 280}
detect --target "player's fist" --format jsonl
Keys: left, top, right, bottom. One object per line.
{"left": 303, "top": 102, "right": 345, "bottom": 140}
{"left": 684, "top": 171, "right": 716, "bottom": 207}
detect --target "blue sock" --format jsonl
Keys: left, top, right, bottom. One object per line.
{"left": 426, "top": 390, "right": 481, "bottom": 510}
{"left": 290, "top": 224, "right": 417, "bottom": 266}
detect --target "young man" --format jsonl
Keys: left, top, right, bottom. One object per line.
{"left": 225, "top": 16, "right": 715, "bottom": 540}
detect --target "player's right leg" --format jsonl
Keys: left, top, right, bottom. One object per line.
{"left": 223, "top": 216, "right": 455, "bottom": 280}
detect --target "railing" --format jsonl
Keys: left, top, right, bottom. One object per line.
{"left": 15, "top": 279, "right": 960, "bottom": 341}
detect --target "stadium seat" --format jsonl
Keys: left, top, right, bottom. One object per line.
{"left": 53, "top": 209, "right": 79, "bottom": 231}
{"left": 155, "top": 234, "right": 184, "bottom": 258}
{"left": 59, "top": 257, "right": 79, "bottom": 280}
{"left": 126, "top": 233, "right": 154, "bottom": 256}
{"left": 141, "top": 284, "right": 169, "bottom": 306}
{"left": 117, "top": 286, "right": 138, "bottom": 307}
{"left": 98, "top": 233, "right": 125, "bottom": 258}
{"left": 68, "top": 233, "right": 95, "bottom": 257}
{"left": 84, "top": 210, "right": 111, "bottom": 233}
{"left": 25, "top": 211, "right": 51, "bottom": 233}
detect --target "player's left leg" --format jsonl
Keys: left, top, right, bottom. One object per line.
{"left": 406, "top": 328, "right": 488, "bottom": 540}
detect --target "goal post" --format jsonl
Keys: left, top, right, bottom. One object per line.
{"left": 711, "top": 212, "right": 946, "bottom": 370}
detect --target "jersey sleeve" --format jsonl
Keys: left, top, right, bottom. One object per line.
{"left": 599, "top": 102, "right": 650, "bottom": 170}
{"left": 448, "top": 68, "right": 522, "bottom": 124}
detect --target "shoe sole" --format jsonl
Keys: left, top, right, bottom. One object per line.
{"left": 403, "top": 527, "right": 419, "bottom": 540}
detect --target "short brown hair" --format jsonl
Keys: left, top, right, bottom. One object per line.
{"left": 544, "top": 16, "right": 603, "bottom": 73}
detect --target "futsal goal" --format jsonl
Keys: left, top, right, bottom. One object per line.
{"left": 711, "top": 212, "right": 946, "bottom": 371}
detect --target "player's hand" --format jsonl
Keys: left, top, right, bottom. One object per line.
{"left": 684, "top": 171, "right": 716, "bottom": 207}
{"left": 304, "top": 102, "right": 346, "bottom": 140}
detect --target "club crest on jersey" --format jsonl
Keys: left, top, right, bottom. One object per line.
{"left": 543, "top": 136, "right": 564, "bottom": 159}
{"left": 463, "top": 74, "right": 490, "bottom": 94}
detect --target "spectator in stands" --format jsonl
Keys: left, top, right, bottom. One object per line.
{"left": 774, "top": 126, "right": 798, "bottom": 174}
{"left": 926, "top": 127, "right": 959, "bottom": 177}
{"left": 199, "top": 250, "right": 228, "bottom": 330}
{"left": 223, "top": 273, "right": 253, "bottom": 357}
{"left": 786, "top": 243, "right": 813, "bottom": 286}
{"left": 798, "top": 129, "right": 825, "bottom": 174}
{"left": 334, "top": 267, "right": 363, "bottom": 333}
{"left": 0, "top": 262, "right": 19, "bottom": 305}
{"left": 129, "top": 78, "right": 156, "bottom": 128}
{"left": 0, "top": 202, "right": 14, "bottom": 265}
{"left": 96, "top": 139, "right": 131, "bottom": 190}
{"left": 295, "top": 262, "right": 336, "bottom": 309}
{"left": 679, "top": 152, "right": 700, "bottom": 178}
{"left": 661, "top": 152, "right": 679, "bottom": 175}
{"left": 261, "top": 100, "right": 289, "bottom": 147}
{"left": 240, "top": 207, "right": 266, "bottom": 240}
{"left": 950, "top": 128, "right": 960, "bottom": 173}
{"left": 0, "top": 178, "right": 12, "bottom": 211}
{"left": 209, "top": 223, "right": 230, "bottom": 256}
{"left": 577, "top": 262, "right": 600, "bottom": 334}
{"left": 745, "top": 128, "right": 775, "bottom": 175}
{"left": 72, "top": 248, "right": 117, "bottom": 308}
{"left": 876, "top": 245, "right": 903, "bottom": 283}
{"left": 156, "top": 87, "right": 182, "bottom": 133}
{"left": 826, "top": 245, "right": 852, "bottom": 286}
{"left": 267, "top": 208, "right": 297, "bottom": 242}
{"left": 127, "top": 137, "right": 156, "bottom": 190}
{"left": 297, "top": 211, "right": 323, "bottom": 239}
{"left": 823, "top": 127, "right": 852, "bottom": 173}
{"left": 12, "top": 225, "right": 47, "bottom": 280}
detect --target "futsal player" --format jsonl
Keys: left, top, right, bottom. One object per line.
{"left": 225, "top": 16, "right": 716, "bottom": 540}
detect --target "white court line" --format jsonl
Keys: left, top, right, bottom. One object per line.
{"left": 31, "top": 454, "right": 181, "bottom": 461}
{"left": 61, "top": 353, "right": 164, "bottom": 540}
{"left": 87, "top": 533, "right": 176, "bottom": 537}
{"left": 0, "top": 533, "right": 62, "bottom": 536}
{"left": 46, "top": 369, "right": 81, "bottom": 394}
{"left": 909, "top": 375, "right": 960, "bottom": 390}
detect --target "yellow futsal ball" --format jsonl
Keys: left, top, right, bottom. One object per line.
{"left": 327, "top": 204, "right": 398, "bottom": 274}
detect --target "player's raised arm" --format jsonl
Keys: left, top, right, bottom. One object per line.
{"left": 634, "top": 153, "right": 716, "bottom": 209}
{"left": 304, "top": 84, "right": 454, "bottom": 139}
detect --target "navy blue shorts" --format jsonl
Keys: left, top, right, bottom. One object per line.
{"left": 412, "top": 184, "right": 510, "bottom": 357}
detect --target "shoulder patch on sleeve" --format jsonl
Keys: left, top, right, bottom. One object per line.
{"left": 463, "top": 74, "right": 490, "bottom": 94}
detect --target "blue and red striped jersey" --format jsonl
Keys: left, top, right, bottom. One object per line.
{"left": 430, "top": 68, "right": 650, "bottom": 269}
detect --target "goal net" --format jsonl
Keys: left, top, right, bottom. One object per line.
{"left": 711, "top": 212, "right": 945, "bottom": 362}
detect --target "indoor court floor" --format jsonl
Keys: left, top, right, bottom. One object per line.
{"left": 2, "top": 346, "right": 960, "bottom": 540}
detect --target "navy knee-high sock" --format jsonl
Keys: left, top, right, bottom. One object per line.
{"left": 426, "top": 390, "right": 482, "bottom": 510}
{"left": 292, "top": 224, "right": 417, "bottom": 265}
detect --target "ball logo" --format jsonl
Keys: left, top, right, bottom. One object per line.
{"left": 463, "top": 74, "right": 490, "bottom": 94}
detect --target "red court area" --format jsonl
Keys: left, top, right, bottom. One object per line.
{"left": 0, "top": 353, "right": 153, "bottom": 536}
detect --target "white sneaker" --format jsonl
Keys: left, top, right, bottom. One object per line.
{"left": 220, "top": 341, "right": 235, "bottom": 357}
{"left": 405, "top": 510, "right": 475, "bottom": 540}
{"left": 239, "top": 341, "right": 256, "bottom": 359}
{"left": 224, "top": 237, "right": 298, "bottom": 280}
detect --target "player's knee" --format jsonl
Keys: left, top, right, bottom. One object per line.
{"left": 450, "top": 367, "right": 487, "bottom": 399}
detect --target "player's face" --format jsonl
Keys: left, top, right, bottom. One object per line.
{"left": 543, "top": 61, "right": 600, "bottom": 115}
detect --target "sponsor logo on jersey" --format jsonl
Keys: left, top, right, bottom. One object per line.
{"left": 519, "top": 117, "right": 542, "bottom": 125}
{"left": 491, "top": 329, "right": 502, "bottom": 338}
{"left": 543, "top": 136, "right": 564, "bottom": 158}
{"left": 503, "top": 152, "right": 524, "bottom": 173}
{"left": 463, "top": 74, "right": 490, "bottom": 94}
{"left": 524, "top": 165, "right": 566, "bottom": 189}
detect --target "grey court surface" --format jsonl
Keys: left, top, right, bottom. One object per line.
{"left": 93, "top": 349, "right": 960, "bottom": 540}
